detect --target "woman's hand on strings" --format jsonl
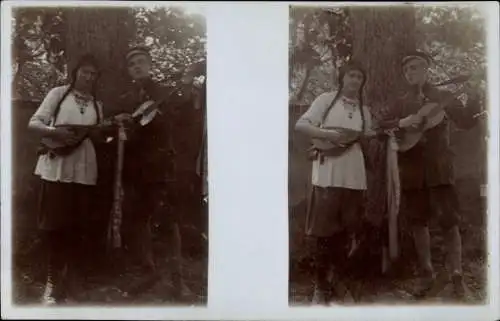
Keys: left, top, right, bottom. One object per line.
{"left": 319, "top": 129, "right": 347, "bottom": 147}
{"left": 49, "top": 127, "right": 81, "bottom": 145}
{"left": 399, "top": 113, "right": 425, "bottom": 130}
{"left": 320, "top": 128, "right": 344, "bottom": 143}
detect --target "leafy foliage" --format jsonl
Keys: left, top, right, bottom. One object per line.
{"left": 416, "top": 5, "right": 487, "bottom": 104}
{"left": 11, "top": 5, "right": 207, "bottom": 101}
{"left": 132, "top": 6, "right": 206, "bottom": 86}
{"left": 289, "top": 5, "right": 488, "bottom": 106}
{"left": 12, "top": 7, "right": 67, "bottom": 99}
{"left": 289, "top": 6, "right": 352, "bottom": 104}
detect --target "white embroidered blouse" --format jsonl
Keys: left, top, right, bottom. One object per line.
{"left": 298, "top": 91, "right": 375, "bottom": 190}
{"left": 30, "top": 85, "right": 104, "bottom": 186}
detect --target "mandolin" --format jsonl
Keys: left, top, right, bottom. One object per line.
{"left": 38, "top": 123, "right": 110, "bottom": 158}
{"left": 309, "top": 126, "right": 363, "bottom": 158}
{"left": 131, "top": 90, "right": 176, "bottom": 126}
{"left": 131, "top": 70, "right": 203, "bottom": 127}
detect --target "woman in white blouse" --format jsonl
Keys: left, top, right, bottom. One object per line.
{"left": 295, "top": 61, "right": 376, "bottom": 305}
{"left": 28, "top": 54, "right": 107, "bottom": 305}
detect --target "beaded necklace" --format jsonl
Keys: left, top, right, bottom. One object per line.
{"left": 341, "top": 95, "right": 359, "bottom": 119}
{"left": 72, "top": 89, "right": 93, "bottom": 114}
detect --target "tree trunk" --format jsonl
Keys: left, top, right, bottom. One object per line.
{"left": 350, "top": 6, "right": 417, "bottom": 267}
{"left": 350, "top": 6, "right": 416, "bottom": 110}
{"left": 65, "top": 8, "right": 134, "bottom": 113}
{"left": 65, "top": 8, "right": 135, "bottom": 264}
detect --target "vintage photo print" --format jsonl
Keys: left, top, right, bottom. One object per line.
{"left": 288, "top": 2, "right": 496, "bottom": 308}
{"left": 1, "top": 1, "right": 499, "bottom": 321}
{"left": 4, "top": 1, "right": 207, "bottom": 308}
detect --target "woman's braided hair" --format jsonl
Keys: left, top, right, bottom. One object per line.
{"left": 52, "top": 54, "right": 102, "bottom": 124}
{"left": 321, "top": 60, "right": 367, "bottom": 131}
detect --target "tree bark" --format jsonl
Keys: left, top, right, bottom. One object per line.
{"left": 350, "top": 6, "right": 416, "bottom": 111}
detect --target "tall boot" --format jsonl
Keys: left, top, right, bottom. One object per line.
{"left": 311, "top": 237, "right": 331, "bottom": 305}
{"left": 168, "top": 222, "right": 192, "bottom": 302}
{"left": 412, "top": 225, "right": 436, "bottom": 298}
{"left": 445, "top": 225, "right": 465, "bottom": 298}
{"left": 41, "top": 264, "right": 57, "bottom": 306}
{"left": 330, "top": 231, "right": 361, "bottom": 304}
{"left": 63, "top": 244, "right": 86, "bottom": 304}
{"left": 136, "top": 215, "right": 156, "bottom": 273}
{"left": 41, "top": 232, "right": 66, "bottom": 305}
{"left": 413, "top": 225, "right": 434, "bottom": 274}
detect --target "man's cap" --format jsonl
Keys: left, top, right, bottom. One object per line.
{"left": 401, "top": 51, "right": 431, "bottom": 67}
{"left": 126, "top": 46, "right": 152, "bottom": 62}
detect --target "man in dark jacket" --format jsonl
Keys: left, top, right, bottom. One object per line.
{"left": 382, "top": 51, "right": 482, "bottom": 298}
{"left": 115, "top": 46, "right": 191, "bottom": 300}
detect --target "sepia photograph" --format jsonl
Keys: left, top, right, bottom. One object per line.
{"left": 9, "top": 3, "right": 207, "bottom": 306}
{"left": 288, "top": 3, "right": 489, "bottom": 306}
{"left": 2, "top": 1, "right": 499, "bottom": 320}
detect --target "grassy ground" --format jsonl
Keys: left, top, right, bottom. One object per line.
{"left": 13, "top": 253, "right": 208, "bottom": 306}
{"left": 12, "top": 214, "right": 208, "bottom": 306}
{"left": 288, "top": 178, "right": 488, "bottom": 306}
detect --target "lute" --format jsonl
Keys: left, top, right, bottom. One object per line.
{"left": 130, "top": 89, "right": 179, "bottom": 126}
{"left": 38, "top": 123, "right": 110, "bottom": 158}
{"left": 309, "top": 126, "right": 363, "bottom": 159}
{"left": 130, "top": 61, "right": 206, "bottom": 127}
{"left": 396, "top": 74, "right": 477, "bottom": 152}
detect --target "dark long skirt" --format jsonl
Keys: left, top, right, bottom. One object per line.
{"left": 305, "top": 186, "right": 364, "bottom": 237}
{"left": 38, "top": 179, "right": 95, "bottom": 231}
{"left": 37, "top": 179, "right": 96, "bottom": 300}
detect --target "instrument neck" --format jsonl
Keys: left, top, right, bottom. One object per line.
{"left": 133, "top": 77, "right": 162, "bottom": 102}
{"left": 410, "top": 82, "right": 434, "bottom": 103}
{"left": 133, "top": 77, "right": 156, "bottom": 92}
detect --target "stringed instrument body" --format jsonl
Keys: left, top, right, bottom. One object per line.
{"left": 309, "top": 126, "right": 363, "bottom": 158}
{"left": 392, "top": 72, "right": 486, "bottom": 152}
{"left": 39, "top": 123, "right": 104, "bottom": 158}
{"left": 396, "top": 87, "right": 469, "bottom": 152}
{"left": 130, "top": 86, "right": 191, "bottom": 127}
{"left": 132, "top": 100, "right": 160, "bottom": 126}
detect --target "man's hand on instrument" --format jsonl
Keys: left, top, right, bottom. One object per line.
{"left": 464, "top": 86, "right": 484, "bottom": 114}
{"left": 399, "top": 114, "right": 424, "bottom": 130}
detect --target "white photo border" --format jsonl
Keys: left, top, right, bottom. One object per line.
{"left": 1, "top": 1, "right": 499, "bottom": 320}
